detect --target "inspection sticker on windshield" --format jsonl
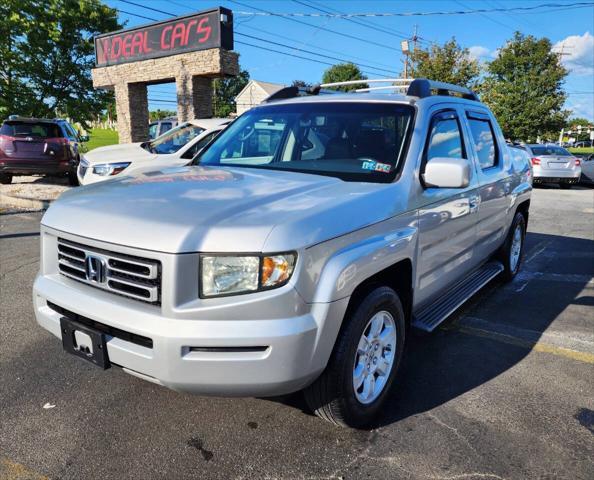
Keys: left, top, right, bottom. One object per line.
{"left": 362, "top": 160, "right": 392, "bottom": 173}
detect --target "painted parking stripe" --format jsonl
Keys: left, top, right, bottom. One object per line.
{"left": 456, "top": 326, "right": 594, "bottom": 365}
{"left": 0, "top": 458, "right": 48, "bottom": 480}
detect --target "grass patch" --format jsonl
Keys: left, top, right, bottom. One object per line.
{"left": 569, "top": 147, "right": 594, "bottom": 155}
{"left": 85, "top": 128, "right": 119, "bottom": 151}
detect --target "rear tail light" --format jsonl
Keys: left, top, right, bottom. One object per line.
{"left": 575, "top": 158, "right": 581, "bottom": 166}
{"left": 531, "top": 157, "right": 541, "bottom": 166}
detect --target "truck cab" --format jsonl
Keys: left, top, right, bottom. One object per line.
{"left": 33, "top": 78, "right": 532, "bottom": 428}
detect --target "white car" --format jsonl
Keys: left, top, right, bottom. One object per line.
{"left": 522, "top": 144, "right": 581, "bottom": 189}
{"left": 78, "top": 118, "right": 229, "bottom": 185}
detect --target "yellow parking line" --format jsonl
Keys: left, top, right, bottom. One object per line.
{"left": 0, "top": 458, "right": 48, "bottom": 480}
{"left": 458, "top": 326, "right": 594, "bottom": 364}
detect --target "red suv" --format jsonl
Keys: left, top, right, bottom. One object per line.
{"left": 0, "top": 116, "right": 88, "bottom": 185}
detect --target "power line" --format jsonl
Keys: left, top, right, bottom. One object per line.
{"left": 236, "top": 23, "right": 397, "bottom": 72}
{"left": 235, "top": 31, "right": 397, "bottom": 75}
{"left": 117, "top": 0, "right": 400, "bottom": 74}
{"left": 231, "top": 2, "right": 594, "bottom": 17}
{"left": 292, "top": 0, "right": 410, "bottom": 41}
{"left": 454, "top": 0, "right": 517, "bottom": 32}
{"left": 228, "top": 0, "right": 400, "bottom": 52}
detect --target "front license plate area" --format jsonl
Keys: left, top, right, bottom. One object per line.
{"left": 60, "top": 317, "right": 110, "bottom": 369}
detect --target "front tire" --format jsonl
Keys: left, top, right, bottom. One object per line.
{"left": 0, "top": 173, "right": 13, "bottom": 184}
{"left": 499, "top": 212, "right": 526, "bottom": 282}
{"left": 303, "top": 286, "right": 406, "bottom": 428}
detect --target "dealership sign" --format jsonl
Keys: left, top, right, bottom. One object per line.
{"left": 94, "top": 7, "right": 233, "bottom": 67}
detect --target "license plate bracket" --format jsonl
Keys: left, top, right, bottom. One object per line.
{"left": 60, "top": 317, "right": 110, "bottom": 369}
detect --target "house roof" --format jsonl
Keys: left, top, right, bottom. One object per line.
{"left": 235, "top": 80, "right": 284, "bottom": 101}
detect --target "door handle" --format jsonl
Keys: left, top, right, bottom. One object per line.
{"left": 469, "top": 195, "right": 480, "bottom": 212}
{"left": 504, "top": 182, "right": 511, "bottom": 194}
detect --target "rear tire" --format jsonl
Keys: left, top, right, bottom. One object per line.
{"left": 68, "top": 170, "right": 79, "bottom": 186}
{"left": 303, "top": 286, "right": 406, "bottom": 428}
{"left": 559, "top": 183, "right": 572, "bottom": 190}
{"left": 498, "top": 212, "right": 526, "bottom": 282}
{"left": 0, "top": 173, "right": 12, "bottom": 184}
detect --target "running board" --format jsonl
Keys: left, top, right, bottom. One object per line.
{"left": 412, "top": 261, "right": 504, "bottom": 332}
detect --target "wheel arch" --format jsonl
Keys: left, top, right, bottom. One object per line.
{"left": 343, "top": 258, "right": 413, "bottom": 328}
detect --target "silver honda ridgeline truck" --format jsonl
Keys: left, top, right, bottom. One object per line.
{"left": 34, "top": 79, "right": 532, "bottom": 427}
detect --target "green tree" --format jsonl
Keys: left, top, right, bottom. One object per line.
{"left": 411, "top": 38, "right": 480, "bottom": 88}
{"left": 567, "top": 117, "right": 592, "bottom": 128}
{"left": 322, "top": 63, "right": 367, "bottom": 91}
{"left": 480, "top": 32, "right": 569, "bottom": 141}
{"left": 213, "top": 69, "right": 250, "bottom": 117}
{"left": 292, "top": 80, "right": 313, "bottom": 89}
{"left": 0, "top": 0, "right": 122, "bottom": 125}
{"left": 149, "top": 109, "right": 177, "bottom": 122}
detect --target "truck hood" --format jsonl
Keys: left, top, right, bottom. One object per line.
{"left": 42, "top": 166, "right": 403, "bottom": 253}
{"left": 83, "top": 143, "right": 156, "bottom": 164}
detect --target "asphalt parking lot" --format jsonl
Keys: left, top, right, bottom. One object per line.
{"left": 1, "top": 185, "right": 593, "bottom": 480}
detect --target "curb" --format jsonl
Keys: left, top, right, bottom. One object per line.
{"left": 0, "top": 192, "right": 51, "bottom": 210}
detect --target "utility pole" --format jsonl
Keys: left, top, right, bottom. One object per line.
{"left": 401, "top": 25, "right": 419, "bottom": 79}
{"left": 411, "top": 25, "right": 418, "bottom": 78}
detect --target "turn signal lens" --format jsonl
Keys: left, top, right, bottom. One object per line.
{"left": 575, "top": 158, "right": 581, "bottom": 166}
{"left": 261, "top": 254, "right": 296, "bottom": 288}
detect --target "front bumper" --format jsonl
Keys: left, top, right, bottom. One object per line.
{"left": 33, "top": 262, "right": 348, "bottom": 396}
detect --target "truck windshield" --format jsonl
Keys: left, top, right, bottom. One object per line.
{"left": 196, "top": 102, "right": 414, "bottom": 182}
{"left": 143, "top": 123, "right": 204, "bottom": 154}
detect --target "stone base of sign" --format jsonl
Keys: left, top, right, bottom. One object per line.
{"left": 92, "top": 49, "right": 239, "bottom": 143}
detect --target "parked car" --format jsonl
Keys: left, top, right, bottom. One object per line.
{"left": 78, "top": 119, "right": 229, "bottom": 185}
{"left": 509, "top": 145, "right": 533, "bottom": 184}
{"left": 0, "top": 116, "right": 87, "bottom": 185}
{"left": 34, "top": 79, "right": 532, "bottom": 428}
{"left": 579, "top": 153, "right": 594, "bottom": 185}
{"left": 148, "top": 117, "right": 178, "bottom": 139}
{"left": 521, "top": 144, "right": 581, "bottom": 189}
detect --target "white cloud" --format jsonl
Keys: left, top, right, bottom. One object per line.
{"left": 553, "top": 32, "right": 594, "bottom": 76}
{"left": 468, "top": 46, "right": 491, "bottom": 61}
{"left": 566, "top": 98, "right": 594, "bottom": 121}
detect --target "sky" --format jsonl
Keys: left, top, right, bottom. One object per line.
{"left": 103, "top": 0, "right": 594, "bottom": 120}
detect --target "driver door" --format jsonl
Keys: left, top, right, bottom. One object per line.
{"left": 415, "top": 106, "right": 481, "bottom": 306}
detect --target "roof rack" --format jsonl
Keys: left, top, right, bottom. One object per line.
{"left": 262, "top": 78, "right": 479, "bottom": 104}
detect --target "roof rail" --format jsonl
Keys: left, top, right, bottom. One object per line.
{"left": 261, "top": 77, "right": 479, "bottom": 104}
{"left": 407, "top": 79, "right": 479, "bottom": 101}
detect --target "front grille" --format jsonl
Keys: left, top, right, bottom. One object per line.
{"left": 47, "top": 301, "right": 153, "bottom": 349}
{"left": 57, "top": 237, "right": 161, "bottom": 305}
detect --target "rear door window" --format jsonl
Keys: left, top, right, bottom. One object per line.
{"left": 466, "top": 113, "right": 499, "bottom": 169}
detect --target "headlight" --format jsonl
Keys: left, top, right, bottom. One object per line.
{"left": 93, "top": 162, "right": 131, "bottom": 176}
{"left": 200, "top": 253, "right": 296, "bottom": 298}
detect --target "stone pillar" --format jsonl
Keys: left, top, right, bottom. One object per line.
{"left": 114, "top": 82, "right": 149, "bottom": 143}
{"left": 176, "top": 75, "right": 213, "bottom": 122}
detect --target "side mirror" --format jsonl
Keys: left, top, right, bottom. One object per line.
{"left": 79, "top": 135, "right": 89, "bottom": 142}
{"left": 423, "top": 157, "right": 471, "bottom": 188}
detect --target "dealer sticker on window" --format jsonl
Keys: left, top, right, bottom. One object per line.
{"left": 361, "top": 160, "right": 392, "bottom": 173}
